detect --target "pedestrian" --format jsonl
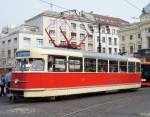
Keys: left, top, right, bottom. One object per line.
{"left": 0, "top": 75, "right": 5, "bottom": 96}
{"left": 5, "top": 68, "right": 12, "bottom": 94}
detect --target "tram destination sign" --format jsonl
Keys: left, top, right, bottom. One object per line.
{"left": 16, "top": 51, "right": 30, "bottom": 57}
{"left": 138, "top": 49, "right": 150, "bottom": 56}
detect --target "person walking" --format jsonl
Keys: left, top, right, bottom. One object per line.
{"left": 0, "top": 75, "right": 5, "bottom": 96}
{"left": 5, "top": 68, "right": 12, "bottom": 94}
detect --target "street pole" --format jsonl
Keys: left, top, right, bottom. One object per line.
{"left": 98, "top": 23, "right": 101, "bottom": 53}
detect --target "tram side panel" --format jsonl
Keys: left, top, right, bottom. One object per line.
{"left": 10, "top": 72, "right": 141, "bottom": 97}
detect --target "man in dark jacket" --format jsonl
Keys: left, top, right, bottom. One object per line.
{"left": 0, "top": 75, "right": 5, "bottom": 96}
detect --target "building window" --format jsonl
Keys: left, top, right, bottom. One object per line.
{"left": 36, "top": 39, "right": 43, "bottom": 47}
{"left": 80, "top": 33, "right": 85, "bottom": 40}
{"left": 8, "top": 50, "right": 11, "bottom": 58}
{"left": 8, "top": 39, "right": 11, "bottom": 45}
{"left": 14, "top": 48, "right": 17, "bottom": 57}
{"left": 109, "top": 48, "right": 112, "bottom": 54}
{"left": 88, "top": 43, "right": 93, "bottom": 51}
{"left": 108, "top": 37, "right": 112, "bottom": 45}
{"left": 80, "top": 24, "right": 85, "bottom": 30}
{"left": 130, "top": 46, "right": 134, "bottom": 54}
{"left": 138, "top": 45, "right": 142, "bottom": 50}
{"left": 88, "top": 35, "right": 93, "bottom": 41}
{"left": 101, "top": 27, "right": 105, "bottom": 33}
{"left": 81, "top": 43, "right": 85, "bottom": 50}
{"left": 71, "top": 23, "right": 76, "bottom": 30}
{"left": 71, "top": 32, "right": 77, "bottom": 40}
{"left": 114, "top": 48, "right": 117, "bottom": 54}
{"left": 97, "top": 36, "right": 100, "bottom": 42}
{"left": 112, "top": 29, "right": 115, "bottom": 34}
{"left": 88, "top": 24, "right": 94, "bottom": 33}
{"left": 106, "top": 25, "right": 110, "bottom": 34}
{"left": 138, "top": 34, "right": 141, "bottom": 38}
{"left": 102, "top": 47, "right": 106, "bottom": 53}
{"left": 49, "top": 30, "right": 55, "bottom": 37}
{"left": 114, "top": 38, "right": 117, "bottom": 45}
{"left": 122, "top": 36, "right": 125, "bottom": 41}
{"left": 122, "top": 47, "right": 126, "bottom": 52}
{"left": 102, "top": 37, "right": 105, "bottom": 43}
{"left": 23, "top": 37, "right": 31, "bottom": 47}
{"left": 130, "top": 35, "right": 133, "bottom": 40}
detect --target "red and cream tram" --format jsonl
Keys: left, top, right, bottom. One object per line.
{"left": 9, "top": 47, "right": 141, "bottom": 99}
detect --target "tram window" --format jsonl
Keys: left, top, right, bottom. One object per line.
{"left": 98, "top": 59, "right": 108, "bottom": 72}
{"left": 119, "top": 61, "right": 127, "bottom": 72}
{"left": 109, "top": 60, "right": 118, "bottom": 72}
{"left": 30, "top": 59, "right": 44, "bottom": 71}
{"left": 51, "top": 56, "right": 66, "bottom": 72}
{"left": 68, "top": 57, "right": 83, "bottom": 72}
{"left": 84, "top": 58, "right": 96, "bottom": 72}
{"left": 48, "top": 56, "right": 54, "bottom": 72}
{"left": 128, "top": 62, "right": 135, "bottom": 73}
{"left": 15, "top": 59, "right": 31, "bottom": 71}
{"left": 136, "top": 62, "right": 141, "bottom": 72}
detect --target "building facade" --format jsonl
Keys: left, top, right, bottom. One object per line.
{"left": 0, "top": 10, "right": 128, "bottom": 70}
{"left": 119, "top": 3, "right": 150, "bottom": 61}
{"left": 0, "top": 25, "right": 43, "bottom": 70}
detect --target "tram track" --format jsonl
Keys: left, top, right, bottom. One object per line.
{"left": 0, "top": 89, "right": 146, "bottom": 117}
{"left": 57, "top": 93, "right": 144, "bottom": 117}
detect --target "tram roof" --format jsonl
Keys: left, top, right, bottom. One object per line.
{"left": 18, "top": 47, "right": 140, "bottom": 62}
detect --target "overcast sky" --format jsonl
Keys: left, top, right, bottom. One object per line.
{"left": 0, "top": 0, "right": 149, "bottom": 28}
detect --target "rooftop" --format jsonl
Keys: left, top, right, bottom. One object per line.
{"left": 26, "top": 10, "right": 130, "bottom": 27}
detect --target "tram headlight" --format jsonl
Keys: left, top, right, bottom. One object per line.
{"left": 142, "top": 79, "right": 146, "bottom": 82}
{"left": 14, "top": 79, "right": 20, "bottom": 84}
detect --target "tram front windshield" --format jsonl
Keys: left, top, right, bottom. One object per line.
{"left": 141, "top": 64, "right": 150, "bottom": 81}
{"left": 15, "top": 58, "right": 44, "bottom": 71}
{"left": 141, "top": 64, "right": 150, "bottom": 74}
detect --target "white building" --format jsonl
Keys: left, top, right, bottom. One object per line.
{"left": 92, "top": 13, "right": 129, "bottom": 54}
{"left": 119, "top": 3, "right": 150, "bottom": 61}
{"left": 0, "top": 10, "right": 128, "bottom": 69}
{"left": 0, "top": 25, "right": 43, "bottom": 69}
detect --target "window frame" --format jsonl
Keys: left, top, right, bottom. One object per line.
{"left": 128, "top": 62, "right": 136, "bottom": 73}
{"left": 98, "top": 59, "right": 108, "bottom": 72}
{"left": 109, "top": 60, "right": 119, "bottom": 72}
{"left": 84, "top": 58, "right": 96, "bottom": 72}
{"left": 119, "top": 61, "right": 127, "bottom": 73}
{"left": 68, "top": 57, "right": 83, "bottom": 72}
{"left": 48, "top": 55, "right": 67, "bottom": 72}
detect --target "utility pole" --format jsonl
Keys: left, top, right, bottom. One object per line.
{"left": 98, "top": 23, "right": 101, "bottom": 53}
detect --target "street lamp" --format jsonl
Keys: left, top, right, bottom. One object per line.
{"left": 98, "top": 23, "right": 101, "bottom": 53}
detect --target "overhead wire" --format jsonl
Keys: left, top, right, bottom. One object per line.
{"left": 123, "top": 0, "right": 141, "bottom": 11}
{"left": 39, "top": 0, "right": 69, "bottom": 11}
